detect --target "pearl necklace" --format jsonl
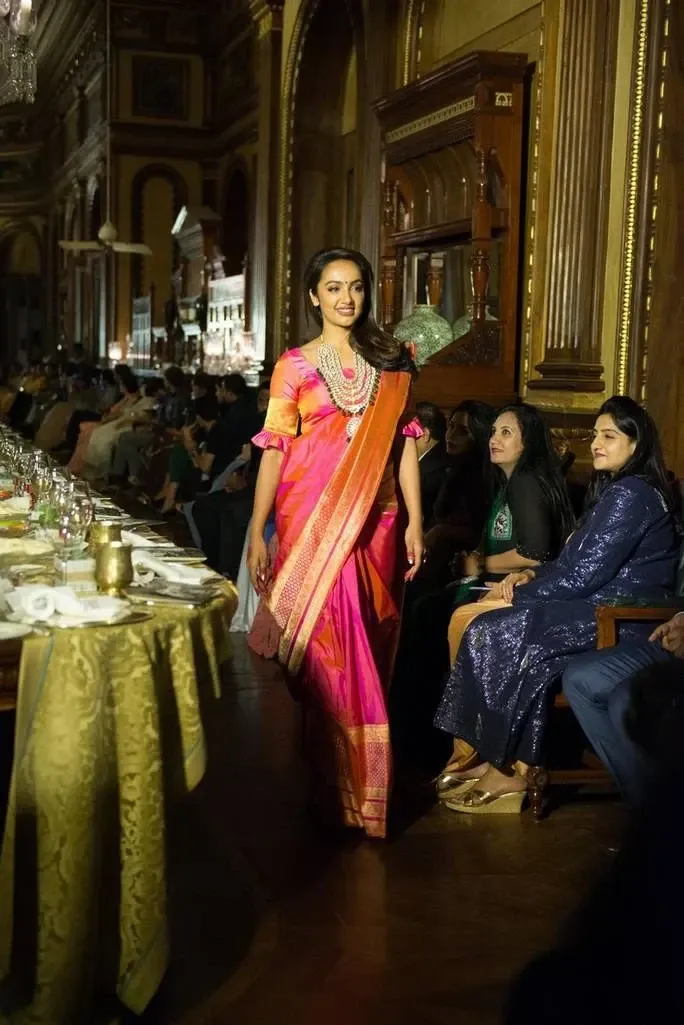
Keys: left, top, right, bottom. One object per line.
{"left": 316, "top": 342, "right": 379, "bottom": 440}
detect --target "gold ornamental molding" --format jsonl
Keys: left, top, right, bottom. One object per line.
{"left": 402, "top": 0, "right": 417, "bottom": 86}
{"left": 615, "top": 0, "right": 671, "bottom": 398}
{"left": 402, "top": 0, "right": 428, "bottom": 85}
{"left": 634, "top": 0, "right": 671, "bottom": 401}
{"left": 386, "top": 97, "right": 475, "bottom": 144}
{"left": 520, "top": 2, "right": 547, "bottom": 391}
{"left": 615, "top": 0, "right": 651, "bottom": 395}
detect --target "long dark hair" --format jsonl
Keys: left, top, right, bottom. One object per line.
{"left": 114, "top": 363, "right": 138, "bottom": 395}
{"left": 585, "top": 395, "right": 676, "bottom": 513}
{"left": 416, "top": 401, "right": 447, "bottom": 444}
{"left": 493, "top": 403, "right": 575, "bottom": 544}
{"left": 455, "top": 400, "right": 495, "bottom": 458}
{"left": 303, "top": 247, "right": 415, "bottom": 374}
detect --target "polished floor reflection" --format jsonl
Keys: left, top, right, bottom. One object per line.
{"left": 141, "top": 637, "right": 624, "bottom": 1025}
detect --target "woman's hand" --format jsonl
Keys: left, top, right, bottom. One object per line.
{"left": 247, "top": 536, "right": 271, "bottom": 594}
{"left": 404, "top": 522, "right": 424, "bottom": 582}
{"left": 496, "top": 570, "right": 533, "bottom": 603}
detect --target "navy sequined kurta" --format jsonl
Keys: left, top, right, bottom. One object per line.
{"left": 434, "top": 476, "right": 679, "bottom": 767}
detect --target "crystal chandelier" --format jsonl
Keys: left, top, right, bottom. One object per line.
{"left": 0, "top": 0, "right": 37, "bottom": 106}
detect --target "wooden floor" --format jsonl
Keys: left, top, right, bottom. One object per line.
{"left": 138, "top": 636, "right": 625, "bottom": 1025}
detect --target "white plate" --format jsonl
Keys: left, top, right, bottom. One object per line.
{"left": 0, "top": 621, "right": 33, "bottom": 639}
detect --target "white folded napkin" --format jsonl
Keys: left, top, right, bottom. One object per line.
{"left": 51, "top": 588, "right": 127, "bottom": 623}
{"left": 6, "top": 585, "right": 56, "bottom": 621}
{"left": 132, "top": 550, "right": 215, "bottom": 586}
{"left": 6, "top": 585, "right": 127, "bottom": 624}
{"left": 0, "top": 495, "right": 30, "bottom": 516}
{"left": 122, "top": 530, "right": 159, "bottom": 548}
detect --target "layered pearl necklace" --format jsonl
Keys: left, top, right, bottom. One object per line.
{"left": 316, "top": 341, "right": 380, "bottom": 440}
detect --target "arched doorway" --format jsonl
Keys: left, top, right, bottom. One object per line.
{"left": 129, "top": 163, "right": 189, "bottom": 336}
{"left": 282, "top": 0, "right": 364, "bottom": 347}
{"left": 221, "top": 164, "right": 249, "bottom": 277}
{"left": 0, "top": 224, "right": 43, "bottom": 365}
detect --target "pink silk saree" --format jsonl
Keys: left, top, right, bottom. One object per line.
{"left": 249, "top": 348, "right": 418, "bottom": 838}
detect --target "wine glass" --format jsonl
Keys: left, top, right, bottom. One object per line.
{"left": 57, "top": 493, "right": 93, "bottom": 553}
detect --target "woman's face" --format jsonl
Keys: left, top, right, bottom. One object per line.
{"left": 256, "top": 387, "right": 270, "bottom": 413}
{"left": 591, "top": 413, "right": 636, "bottom": 474}
{"left": 446, "top": 411, "right": 469, "bottom": 455}
{"left": 489, "top": 411, "right": 524, "bottom": 472}
{"left": 310, "top": 260, "right": 365, "bottom": 330}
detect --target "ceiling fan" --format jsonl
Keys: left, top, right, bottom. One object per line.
{"left": 58, "top": 0, "right": 151, "bottom": 257}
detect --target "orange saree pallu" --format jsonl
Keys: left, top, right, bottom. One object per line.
{"left": 249, "top": 350, "right": 416, "bottom": 838}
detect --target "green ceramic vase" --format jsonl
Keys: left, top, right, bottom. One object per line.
{"left": 394, "top": 305, "right": 453, "bottom": 366}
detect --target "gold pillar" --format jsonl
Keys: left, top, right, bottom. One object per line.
{"left": 528, "top": 0, "right": 620, "bottom": 394}
{"left": 248, "top": 0, "right": 284, "bottom": 366}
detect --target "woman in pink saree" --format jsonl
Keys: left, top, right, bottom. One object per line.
{"left": 247, "top": 248, "right": 424, "bottom": 839}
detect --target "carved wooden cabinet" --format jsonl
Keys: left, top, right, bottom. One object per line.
{"left": 374, "top": 51, "right": 528, "bottom": 407}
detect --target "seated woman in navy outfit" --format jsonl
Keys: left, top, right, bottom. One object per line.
{"left": 434, "top": 396, "right": 680, "bottom": 814}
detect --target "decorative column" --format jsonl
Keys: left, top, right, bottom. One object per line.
{"left": 528, "top": 0, "right": 620, "bottom": 392}
{"left": 357, "top": 0, "right": 395, "bottom": 269}
{"left": 248, "top": 0, "right": 284, "bottom": 367}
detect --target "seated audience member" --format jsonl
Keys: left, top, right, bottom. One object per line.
{"left": 444, "top": 404, "right": 575, "bottom": 664}
{"left": 99, "top": 367, "right": 120, "bottom": 410}
{"left": 393, "top": 403, "right": 573, "bottom": 771}
{"left": 563, "top": 602, "right": 683, "bottom": 805}
{"left": 505, "top": 657, "right": 684, "bottom": 1025}
{"left": 109, "top": 365, "right": 190, "bottom": 486}
{"left": 190, "top": 370, "right": 216, "bottom": 405}
{"left": 63, "top": 368, "right": 119, "bottom": 454}
{"left": 158, "top": 394, "right": 236, "bottom": 512}
{"left": 191, "top": 381, "right": 270, "bottom": 580}
{"left": 414, "top": 402, "right": 448, "bottom": 529}
{"left": 213, "top": 372, "right": 259, "bottom": 463}
{"left": 434, "top": 396, "right": 679, "bottom": 814}
{"left": 69, "top": 365, "right": 147, "bottom": 478}
{"left": 217, "top": 373, "right": 252, "bottom": 421}
{"left": 150, "top": 373, "right": 216, "bottom": 508}
{"left": 417, "top": 401, "right": 495, "bottom": 591}
{"left": 35, "top": 368, "right": 99, "bottom": 451}
{"left": 69, "top": 343, "right": 87, "bottom": 368}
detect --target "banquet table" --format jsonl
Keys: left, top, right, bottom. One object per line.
{"left": 0, "top": 514, "right": 238, "bottom": 1023}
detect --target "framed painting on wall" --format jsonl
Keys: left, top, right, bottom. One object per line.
{"left": 132, "top": 57, "right": 189, "bottom": 120}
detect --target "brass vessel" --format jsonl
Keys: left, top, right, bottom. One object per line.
{"left": 94, "top": 541, "right": 133, "bottom": 596}
{"left": 88, "top": 520, "right": 122, "bottom": 553}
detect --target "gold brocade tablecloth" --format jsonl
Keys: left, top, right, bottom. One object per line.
{"left": 0, "top": 582, "right": 238, "bottom": 1024}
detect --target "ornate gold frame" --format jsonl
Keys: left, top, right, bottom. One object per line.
{"left": 616, "top": 0, "right": 671, "bottom": 400}
{"left": 615, "top": 0, "right": 651, "bottom": 395}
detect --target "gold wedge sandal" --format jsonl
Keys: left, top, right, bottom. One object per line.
{"left": 443, "top": 786, "right": 526, "bottom": 815}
